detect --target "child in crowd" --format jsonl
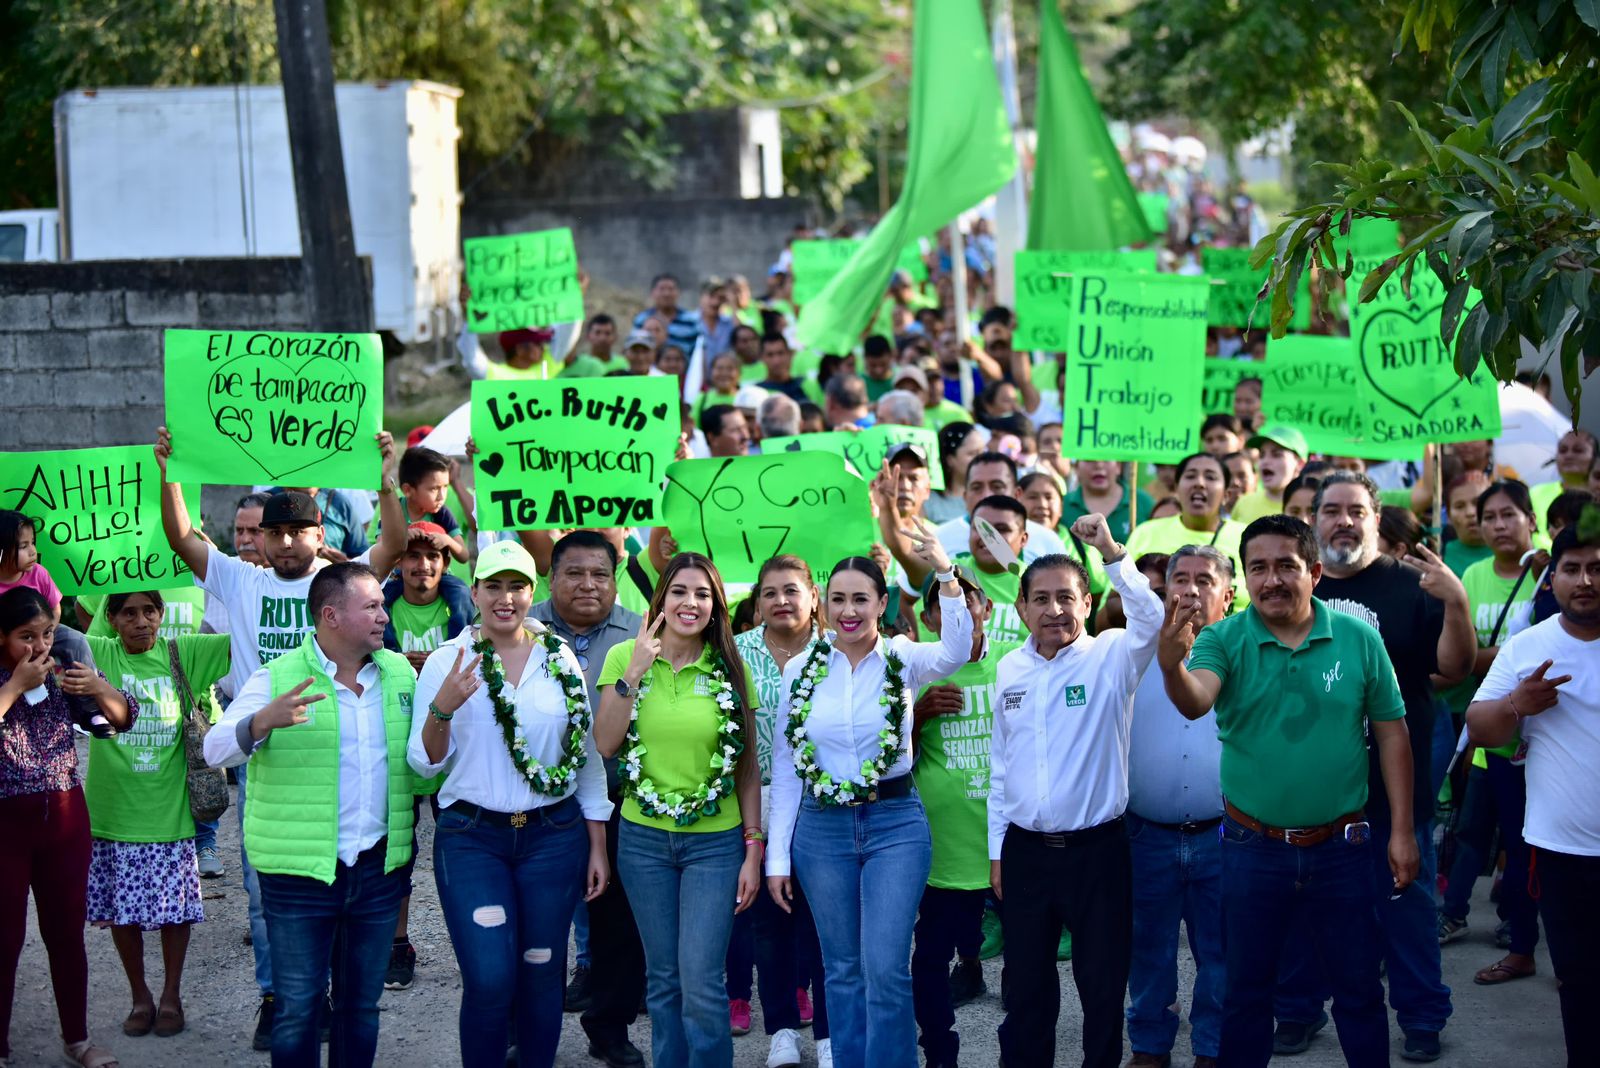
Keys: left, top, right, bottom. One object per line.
{"left": 0, "top": 510, "right": 62, "bottom": 620}
{"left": 394, "top": 448, "right": 469, "bottom": 563}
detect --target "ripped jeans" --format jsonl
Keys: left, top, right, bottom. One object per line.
{"left": 434, "top": 797, "right": 588, "bottom": 1068}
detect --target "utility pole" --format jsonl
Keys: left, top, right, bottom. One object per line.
{"left": 273, "top": 0, "right": 371, "bottom": 331}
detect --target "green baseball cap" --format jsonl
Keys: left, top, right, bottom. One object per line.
{"left": 473, "top": 539, "right": 539, "bottom": 586}
{"left": 1246, "top": 423, "right": 1308, "bottom": 458}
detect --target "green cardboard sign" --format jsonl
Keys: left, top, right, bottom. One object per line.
{"left": 471, "top": 377, "right": 680, "bottom": 531}
{"left": 1202, "top": 247, "right": 1311, "bottom": 330}
{"left": 1201, "top": 358, "right": 1262, "bottom": 416}
{"left": 1061, "top": 273, "right": 1209, "bottom": 463}
{"left": 0, "top": 447, "right": 201, "bottom": 597}
{"left": 163, "top": 329, "right": 384, "bottom": 489}
{"left": 464, "top": 228, "right": 584, "bottom": 331}
{"left": 791, "top": 239, "right": 927, "bottom": 305}
{"left": 1259, "top": 336, "right": 1419, "bottom": 460}
{"left": 662, "top": 453, "right": 876, "bottom": 584}
{"left": 1137, "top": 192, "right": 1169, "bottom": 236}
{"left": 1013, "top": 250, "right": 1156, "bottom": 350}
{"left": 1347, "top": 256, "right": 1499, "bottom": 449}
{"left": 759, "top": 424, "right": 945, "bottom": 490}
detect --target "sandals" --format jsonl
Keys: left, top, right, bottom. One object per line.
{"left": 120, "top": 1005, "right": 154, "bottom": 1037}
{"left": 154, "top": 1003, "right": 185, "bottom": 1038}
{"left": 1473, "top": 958, "right": 1537, "bottom": 985}
{"left": 61, "top": 1040, "right": 119, "bottom": 1067}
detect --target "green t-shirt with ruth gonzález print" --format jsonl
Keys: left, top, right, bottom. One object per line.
{"left": 389, "top": 595, "right": 451, "bottom": 654}
{"left": 83, "top": 634, "right": 232, "bottom": 843}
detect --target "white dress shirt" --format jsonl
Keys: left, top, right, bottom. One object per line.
{"left": 987, "top": 557, "right": 1164, "bottom": 858}
{"left": 409, "top": 625, "right": 613, "bottom": 820}
{"left": 205, "top": 638, "right": 390, "bottom": 866}
{"left": 767, "top": 592, "right": 974, "bottom": 876}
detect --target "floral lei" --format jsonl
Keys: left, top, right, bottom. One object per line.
{"left": 785, "top": 640, "right": 907, "bottom": 804}
{"left": 619, "top": 650, "right": 744, "bottom": 828}
{"left": 473, "top": 629, "right": 591, "bottom": 796}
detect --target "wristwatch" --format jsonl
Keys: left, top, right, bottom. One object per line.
{"left": 614, "top": 678, "right": 636, "bottom": 699}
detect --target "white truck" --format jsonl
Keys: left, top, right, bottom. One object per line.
{"left": 50, "top": 81, "right": 462, "bottom": 345}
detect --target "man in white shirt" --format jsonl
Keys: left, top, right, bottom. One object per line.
{"left": 205, "top": 564, "right": 419, "bottom": 1068}
{"left": 987, "top": 514, "right": 1164, "bottom": 1068}
{"left": 1125, "top": 546, "right": 1232, "bottom": 1068}
{"left": 935, "top": 452, "right": 1067, "bottom": 568}
{"left": 1467, "top": 521, "right": 1600, "bottom": 1068}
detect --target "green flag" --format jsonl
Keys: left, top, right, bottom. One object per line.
{"left": 1027, "top": 1, "right": 1150, "bottom": 251}
{"left": 797, "top": 0, "right": 1015, "bottom": 353}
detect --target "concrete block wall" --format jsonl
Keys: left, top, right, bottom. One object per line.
{"left": 0, "top": 258, "right": 312, "bottom": 453}
{"left": 0, "top": 258, "right": 322, "bottom": 541}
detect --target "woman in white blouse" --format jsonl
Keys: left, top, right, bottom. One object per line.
{"left": 409, "top": 541, "right": 610, "bottom": 1068}
{"left": 765, "top": 521, "right": 973, "bottom": 1068}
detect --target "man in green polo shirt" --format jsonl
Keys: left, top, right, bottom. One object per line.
{"left": 1158, "top": 513, "right": 1418, "bottom": 1068}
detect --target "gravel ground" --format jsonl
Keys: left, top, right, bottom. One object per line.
{"left": 6, "top": 789, "right": 1566, "bottom": 1067}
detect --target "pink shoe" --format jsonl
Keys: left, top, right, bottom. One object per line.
{"left": 730, "top": 998, "right": 752, "bottom": 1036}
{"left": 796, "top": 986, "right": 814, "bottom": 1027}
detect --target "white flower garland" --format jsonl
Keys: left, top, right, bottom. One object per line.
{"left": 619, "top": 652, "right": 744, "bottom": 827}
{"left": 785, "top": 640, "right": 907, "bottom": 804}
{"left": 475, "top": 629, "right": 591, "bottom": 796}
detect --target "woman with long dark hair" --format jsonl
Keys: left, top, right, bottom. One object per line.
{"left": 0, "top": 587, "right": 136, "bottom": 1068}
{"left": 766, "top": 523, "right": 973, "bottom": 1068}
{"left": 595, "top": 553, "right": 762, "bottom": 1068}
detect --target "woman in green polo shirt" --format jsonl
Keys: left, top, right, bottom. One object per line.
{"left": 84, "top": 590, "right": 231, "bottom": 1039}
{"left": 596, "top": 552, "right": 762, "bottom": 1068}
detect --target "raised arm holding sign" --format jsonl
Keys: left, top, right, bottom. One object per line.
{"left": 463, "top": 228, "right": 584, "bottom": 331}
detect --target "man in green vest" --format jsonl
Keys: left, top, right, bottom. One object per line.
{"left": 204, "top": 563, "right": 419, "bottom": 1068}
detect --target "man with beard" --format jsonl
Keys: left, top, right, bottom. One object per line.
{"left": 1159, "top": 514, "right": 1419, "bottom": 1068}
{"left": 1270, "top": 470, "right": 1474, "bottom": 1063}
{"left": 1467, "top": 512, "right": 1600, "bottom": 1068}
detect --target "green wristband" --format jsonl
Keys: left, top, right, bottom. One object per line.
{"left": 429, "top": 701, "right": 454, "bottom": 722}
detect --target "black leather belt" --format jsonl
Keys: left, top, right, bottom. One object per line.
{"left": 444, "top": 795, "right": 578, "bottom": 829}
{"left": 1143, "top": 815, "right": 1224, "bottom": 835}
{"left": 841, "top": 773, "right": 914, "bottom": 806}
{"left": 1010, "top": 815, "right": 1124, "bottom": 848}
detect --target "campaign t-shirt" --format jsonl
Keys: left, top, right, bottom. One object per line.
{"left": 1452, "top": 556, "right": 1539, "bottom": 759}
{"left": 390, "top": 596, "right": 451, "bottom": 654}
{"left": 1443, "top": 538, "right": 1493, "bottom": 577}
{"left": 914, "top": 554, "right": 1024, "bottom": 890}
{"left": 1474, "top": 616, "right": 1600, "bottom": 856}
{"left": 1316, "top": 556, "right": 1444, "bottom": 828}
{"left": 83, "top": 634, "right": 231, "bottom": 842}
{"left": 197, "top": 545, "right": 326, "bottom": 697}
{"left": 79, "top": 586, "right": 208, "bottom": 641}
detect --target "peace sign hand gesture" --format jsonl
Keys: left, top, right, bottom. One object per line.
{"left": 624, "top": 614, "right": 666, "bottom": 687}
{"left": 1510, "top": 658, "right": 1572, "bottom": 719}
{"left": 251, "top": 678, "right": 325, "bottom": 739}
{"left": 1403, "top": 543, "right": 1467, "bottom": 607}
{"left": 432, "top": 648, "right": 484, "bottom": 718}
{"left": 1158, "top": 594, "right": 1202, "bottom": 673}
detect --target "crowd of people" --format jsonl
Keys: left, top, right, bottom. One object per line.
{"left": 1, "top": 221, "right": 1597, "bottom": 1068}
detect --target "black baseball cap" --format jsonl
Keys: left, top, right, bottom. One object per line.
{"left": 261, "top": 490, "right": 322, "bottom": 528}
{"left": 885, "top": 442, "right": 929, "bottom": 468}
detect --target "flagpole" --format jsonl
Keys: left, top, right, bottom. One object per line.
{"left": 950, "top": 222, "right": 971, "bottom": 344}
{"left": 990, "top": 0, "right": 1028, "bottom": 306}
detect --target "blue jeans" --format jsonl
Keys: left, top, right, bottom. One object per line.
{"left": 1484, "top": 754, "right": 1540, "bottom": 955}
{"left": 752, "top": 876, "right": 828, "bottom": 1037}
{"left": 193, "top": 814, "right": 219, "bottom": 854}
{"left": 1276, "top": 821, "right": 1452, "bottom": 1035}
{"left": 257, "top": 842, "right": 406, "bottom": 1068}
{"left": 236, "top": 762, "right": 272, "bottom": 996}
{"left": 1429, "top": 704, "right": 1455, "bottom": 803}
{"left": 1219, "top": 815, "right": 1388, "bottom": 1068}
{"left": 573, "top": 900, "right": 591, "bottom": 968}
{"left": 617, "top": 820, "right": 744, "bottom": 1068}
{"left": 433, "top": 798, "right": 588, "bottom": 1068}
{"left": 1125, "top": 814, "right": 1224, "bottom": 1059}
{"left": 726, "top": 906, "right": 754, "bottom": 1001}
{"left": 792, "top": 792, "right": 931, "bottom": 1068}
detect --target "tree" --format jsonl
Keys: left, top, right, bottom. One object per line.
{"left": 0, "top": 0, "right": 907, "bottom": 214}
{"left": 1253, "top": 0, "right": 1600, "bottom": 417}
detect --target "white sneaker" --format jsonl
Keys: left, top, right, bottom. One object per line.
{"left": 197, "top": 845, "right": 224, "bottom": 879}
{"left": 766, "top": 1028, "right": 801, "bottom": 1068}
{"left": 815, "top": 1036, "right": 833, "bottom": 1068}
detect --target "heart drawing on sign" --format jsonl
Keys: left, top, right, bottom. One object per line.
{"left": 1356, "top": 304, "right": 1463, "bottom": 420}
{"left": 471, "top": 306, "right": 490, "bottom": 324}
{"left": 206, "top": 353, "right": 369, "bottom": 482}
{"left": 651, "top": 403, "right": 669, "bottom": 422}
{"left": 479, "top": 452, "right": 506, "bottom": 478}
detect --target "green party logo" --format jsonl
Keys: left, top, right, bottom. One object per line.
{"left": 1065, "top": 685, "right": 1087, "bottom": 707}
